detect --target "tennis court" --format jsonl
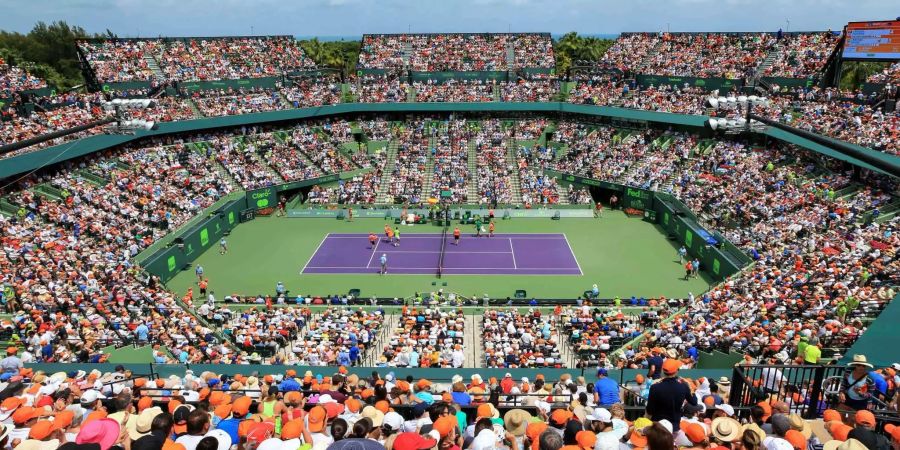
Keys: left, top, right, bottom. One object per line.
{"left": 301, "top": 233, "right": 583, "bottom": 275}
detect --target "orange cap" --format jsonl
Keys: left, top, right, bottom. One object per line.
{"left": 784, "top": 430, "right": 807, "bottom": 450}
{"left": 635, "top": 374, "right": 645, "bottom": 384}
{"left": 345, "top": 398, "right": 361, "bottom": 413}
{"left": 28, "top": 420, "right": 59, "bottom": 440}
{"left": 208, "top": 392, "right": 224, "bottom": 406}
{"left": 1, "top": 397, "right": 24, "bottom": 411}
{"left": 684, "top": 423, "right": 707, "bottom": 445}
{"left": 822, "top": 409, "right": 841, "bottom": 423}
{"left": 527, "top": 422, "right": 549, "bottom": 450}
{"left": 155, "top": 379, "right": 165, "bottom": 388}
{"left": 662, "top": 358, "right": 682, "bottom": 375}
{"left": 232, "top": 396, "right": 252, "bottom": 416}
{"left": 284, "top": 392, "right": 302, "bottom": 404}
{"left": 375, "top": 400, "right": 390, "bottom": 414}
{"left": 361, "top": 388, "right": 374, "bottom": 399}
{"left": 416, "top": 379, "right": 431, "bottom": 390}
{"left": 551, "top": 409, "right": 573, "bottom": 426}
{"left": 83, "top": 410, "right": 108, "bottom": 425}
{"left": 433, "top": 415, "right": 457, "bottom": 438}
{"left": 855, "top": 410, "right": 875, "bottom": 427}
{"left": 53, "top": 410, "right": 74, "bottom": 429}
{"left": 134, "top": 378, "right": 147, "bottom": 388}
{"left": 281, "top": 419, "right": 304, "bottom": 439}
{"left": 757, "top": 401, "right": 772, "bottom": 421}
{"left": 307, "top": 406, "right": 327, "bottom": 433}
{"left": 828, "top": 422, "right": 852, "bottom": 441}
{"left": 576, "top": 431, "right": 597, "bottom": 449}
{"left": 137, "top": 397, "right": 153, "bottom": 412}
{"left": 285, "top": 369, "right": 297, "bottom": 378}
{"left": 12, "top": 406, "right": 39, "bottom": 425}
{"left": 886, "top": 424, "right": 900, "bottom": 443}
{"left": 168, "top": 399, "right": 182, "bottom": 414}
{"left": 214, "top": 404, "right": 233, "bottom": 419}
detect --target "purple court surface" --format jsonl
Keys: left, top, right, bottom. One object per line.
{"left": 301, "top": 233, "right": 582, "bottom": 275}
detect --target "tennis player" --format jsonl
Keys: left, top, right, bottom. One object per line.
{"left": 393, "top": 227, "right": 401, "bottom": 247}
{"left": 369, "top": 233, "right": 378, "bottom": 249}
{"left": 380, "top": 254, "right": 388, "bottom": 274}
{"left": 453, "top": 227, "right": 461, "bottom": 245}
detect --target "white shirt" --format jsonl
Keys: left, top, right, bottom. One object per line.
{"left": 175, "top": 434, "right": 205, "bottom": 450}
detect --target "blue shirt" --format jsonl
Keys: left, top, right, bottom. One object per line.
{"left": 594, "top": 377, "right": 620, "bottom": 405}
{"left": 216, "top": 418, "right": 241, "bottom": 444}
{"left": 451, "top": 392, "right": 471, "bottom": 406}
{"left": 380, "top": 255, "right": 387, "bottom": 265}
{"left": 135, "top": 324, "right": 149, "bottom": 341}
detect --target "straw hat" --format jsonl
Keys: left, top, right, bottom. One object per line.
{"left": 504, "top": 409, "right": 531, "bottom": 437}
{"left": 824, "top": 438, "right": 868, "bottom": 450}
{"left": 711, "top": 417, "right": 742, "bottom": 442}
{"left": 847, "top": 355, "right": 872, "bottom": 368}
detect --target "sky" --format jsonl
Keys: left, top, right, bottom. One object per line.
{"left": 0, "top": 0, "right": 897, "bottom": 37}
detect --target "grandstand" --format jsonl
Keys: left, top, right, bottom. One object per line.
{"left": 0, "top": 18, "right": 899, "bottom": 450}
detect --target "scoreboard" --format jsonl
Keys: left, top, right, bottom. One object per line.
{"left": 843, "top": 21, "right": 900, "bottom": 60}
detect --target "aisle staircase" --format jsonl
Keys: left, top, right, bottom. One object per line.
{"left": 636, "top": 39, "right": 666, "bottom": 73}
{"left": 401, "top": 41, "right": 414, "bottom": 68}
{"left": 235, "top": 136, "right": 286, "bottom": 184}
{"left": 375, "top": 141, "right": 399, "bottom": 204}
{"left": 505, "top": 40, "right": 516, "bottom": 72}
{"left": 467, "top": 313, "right": 482, "bottom": 368}
{"left": 145, "top": 54, "right": 167, "bottom": 80}
{"left": 755, "top": 46, "right": 781, "bottom": 79}
{"left": 192, "top": 142, "right": 240, "bottom": 190}
{"left": 424, "top": 134, "right": 437, "bottom": 196}
{"left": 505, "top": 135, "right": 524, "bottom": 205}
{"left": 467, "top": 140, "right": 479, "bottom": 202}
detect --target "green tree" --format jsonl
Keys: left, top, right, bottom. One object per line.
{"left": 0, "top": 20, "right": 103, "bottom": 90}
{"left": 298, "top": 38, "right": 361, "bottom": 80}
{"left": 554, "top": 32, "right": 615, "bottom": 76}
{"left": 839, "top": 61, "right": 889, "bottom": 91}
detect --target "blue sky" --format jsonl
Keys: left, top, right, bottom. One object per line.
{"left": 0, "top": 0, "right": 897, "bottom": 36}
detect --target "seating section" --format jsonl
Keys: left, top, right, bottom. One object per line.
{"left": 763, "top": 32, "right": 840, "bottom": 78}
{"left": 482, "top": 308, "right": 563, "bottom": 368}
{"left": 0, "top": 62, "right": 48, "bottom": 97}
{"left": 77, "top": 40, "right": 163, "bottom": 82}
{"left": 868, "top": 61, "right": 900, "bottom": 84}
{"left": 474, "top": 119, "right": 514, "bottom": 205}
{"left": 384, "top": 307, "right": 465, "bottom": 367}
{"left": 358, "top": 33, "right": 554, "bottom": 70}
{"left": 642, "top": 33, "right": 776, "bottom": 79}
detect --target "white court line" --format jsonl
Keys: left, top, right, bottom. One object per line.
{"left": 365, "top": 238, "right": 380, "bottom": 269}
{"left": 304, "top": 266, "right": 576, "bottom": 270}
{"left": 379, "top": 250, "right": 514, "bottom": 254}
{"left": 300, "top": 234, "right": 329, "bottom": 274}
{"left": 509, "top": 238, "right": 518, "bottom": 269}
{"left": 562, "top": 233, "right": 584, "bottom": 276}
{"left": 324, "top": 235, "right": 566, "bottom": 240}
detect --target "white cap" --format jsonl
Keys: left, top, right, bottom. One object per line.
{"left": 764, "top": 437, "right": 793, "bottom": 450}
{"left": 535, "top": 401, "right": 551, "bottom": 414}
{"left": 383, "top": 412, "right": 404, "bottom": 430}
{"left": 718, "top": 404, "right": 735, "bottom": 417}
{"left": 204, "top": 429, "right": 232, "bottom": 450}
{"left": 891, "top": 363, "right": 900, "bottom": 371}
{"left": 317, "top": 394, "right": 335, "bottom": 404}
{"left": 80, "top": 390, "right": 106, "bottom": 404}
{"left": 658, "top": 419, "right": 673, "bottom": 434}
{"left": 587, "top": 408, "right": 612, "bottom": 423}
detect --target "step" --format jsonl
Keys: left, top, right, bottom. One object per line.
{"left": 506, "top": 136, "right": 523, "bottom": 205}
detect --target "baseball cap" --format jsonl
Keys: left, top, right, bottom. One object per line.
{"left": 307, "top": 406, "right": 327, "bottom": 433}
{"left": 662, "top": 358, "right": 682, "bottom": 375}
{"left": 854, "top": 410, "right": 875, "bottom": 427}
{"left": 586, "top": 408, "right": 612, "bottom": 423}
{"left": 684, "top": 423, "right": 707, "bottom": 445}
{"left": 383, "top": 412, "right": 404, "bottom": 431}
{"left": 393, "top": 432, "right": 437, "bottom": 450}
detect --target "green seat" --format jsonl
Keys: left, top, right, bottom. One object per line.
{"left": 515, "top": 290, "right": 527, "bottom": 299}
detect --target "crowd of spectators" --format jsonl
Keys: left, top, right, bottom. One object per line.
{"left": 0, "top": 61, "right": 48, "bottom": 98}
{"left": 353, "top": 75, "right": 408, "bottom": 103}
{"left": 1, "top": 92, "right": 108, "bottom": 155}
{"left": 762, "top": 32, "right": 839, "bottom": 78}
{"left": 187, "top": 87, "right": 286, "bottom": 117}
{"left": 282, "top": 78, "right": 343, "bottom": 108}
{"left": 482, "top": 308, "right": 563, "bottom": 368}
{"left": 428, "top": 119, "right": 470, "bottom": 204}
{"left": 764, "top": 87, "right": 900, "bottom": 155}
{"left": 358, "top": 33, "right": 554, "bottom": 71}
{"left": 207, "top": 132, "right": 281, "bottom": 189}
{"left": 868, "top": 61, "right": 900, "bottom": 84}
{"left": 383, "top": 306, "right": 465, "bottom": 368}
{"left": 501, "top": 79, "right": 558, "bottom": 102}
{"left": 155, "top": 37, "right": 315, "bottom": 82}
{"left": 643, "top": 33, "right": 776, "bottom": 79}
{"left": 473, "top": 120, "right": 514, "bottom": 205}
{"left": 386, "top": 119, "right": 429, "bottom": 204}
{"left": 413, "top": 80, "right": 493, "bottom": 103}
{"left": 598, "top": 33, "right": 661, "bottom": 72}
{"left": 77, "top": 40, "right": 163, "bottom": 83}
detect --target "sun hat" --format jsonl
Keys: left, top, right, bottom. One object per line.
{"left": 743, "top": 423, "right": 766, "bottom": 443}
{"left": 361, "top": 406, "right": 384, "bottom": 427}
{"left": 788, "top": 414, "right": 812, "bottom": 439}
{"left": 130, "top": 406, "right": 163, "bottom": 440}
{"left": 823, "top": 438, "right": 867, "bottom": 450}
{"left": 13, "top": 439, "right": 60, "bottom": 450}
{"left": 503, "top": 409, "right": 531, "bottom": 437}
{"left": 76, "top": 418, "right": 120, "bottom": 450}
{"left": 711, "top": 417, "right": 741, "bottom": 442}
{"left": 847, "top": 355, "right": 873, "bottom": 368}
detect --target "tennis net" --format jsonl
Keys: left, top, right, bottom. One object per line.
{"left": 437, "top": 220, "right": 449, "bottom": 278}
